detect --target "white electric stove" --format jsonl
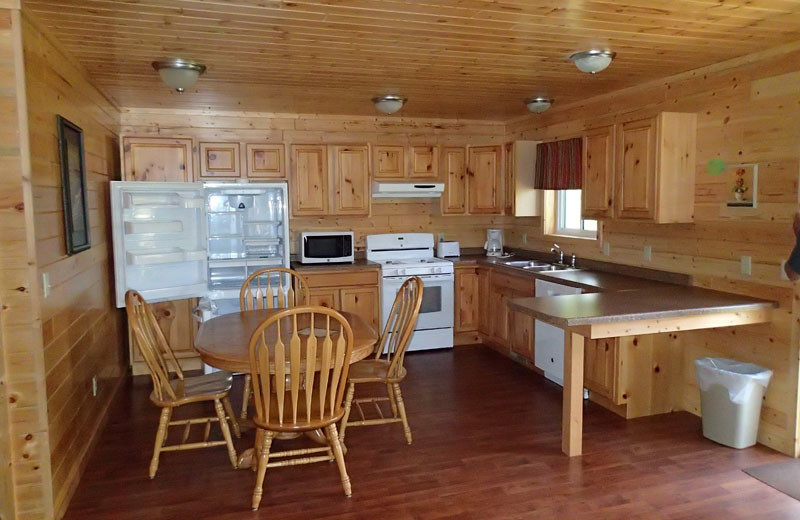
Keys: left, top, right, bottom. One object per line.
{"left": 366, "top": 233, "right": 454, "bottom": 351}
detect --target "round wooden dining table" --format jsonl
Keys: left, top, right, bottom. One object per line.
{"left": 194, "top": 309, "right": 379, "bottom": 468}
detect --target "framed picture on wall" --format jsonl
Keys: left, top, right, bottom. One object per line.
{"left": 57, "top": 115, "right": 91, "bottom": 255}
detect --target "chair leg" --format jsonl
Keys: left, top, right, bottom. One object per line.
{"left": 393, "top": 384, "right": 412, "bottom": 445}
{"left": 221, "top": 396, "right": 241, "bottom": 439}
{"left": 214, "top": 399, "right": 239, "bottom": 469}
{"left": 326, "top": 424, "right": 352, "bottom": 497}
{"left": 339, "top": 382, "right": 356, "bottom": 444}
{"left": 386, "top": 383, "right": 398, "bottom": 417}
{"left": 251, "top": 430, "right": 273, "bottom": 511}
{"left": 240, "top": 374, "right": 252, "bottom": 420}
{"left": 150, "top": 407, "right": 172, "bottom": 479}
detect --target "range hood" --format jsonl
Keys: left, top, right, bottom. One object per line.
{"left": 371, "top": 181, "right": 445, "bottom": 198}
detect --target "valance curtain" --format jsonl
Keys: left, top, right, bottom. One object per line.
{"left": 534, "top": 137, "right": 583, "bottom": 190}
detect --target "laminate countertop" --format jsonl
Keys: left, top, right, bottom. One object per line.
{"left": 289, "top": 258, "right": 380, "bottom": 273}
{"left": 508, "top": 286, "right": 778, "bottom": 328}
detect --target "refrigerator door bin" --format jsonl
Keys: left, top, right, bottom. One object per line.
{"left": 126, "top": 248, "right": 206, "bottom": 265}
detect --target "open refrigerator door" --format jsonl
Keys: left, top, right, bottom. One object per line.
{"left": 111, "top": 181, "right": 208, "bottom": 308}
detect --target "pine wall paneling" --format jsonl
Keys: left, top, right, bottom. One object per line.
{"left": 505, "top": 42, "right": 800, "bottom": 457}
{"left": 119, "top": 110, "right": 514, "bottom": 252}
{"left": 0, "top": 7, "right": 53, "bottom": 520}
{"left": 23, "top": 11, "right": 125, "bottom": 518}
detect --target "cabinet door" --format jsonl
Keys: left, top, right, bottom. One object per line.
{"left": 246, "top": 143, "right": 285, "bottom": 178}
{"left": 331, "top": 145, "right": 370, "bottom": 216}
{"left": 132, "top": 299, "right": 197, "bottom": 362}
{"left": 584, "top": 338, "right": 617, "bottom": 401}
{"left": 441, "top": 147, "right": 467, "bottom": 215}
{"left": 503, "top": 142, "right": 514, "bottom": 215}
{"left": 616, "top": 118, "right": 657, "bottom": 220}
{"left": 509, "top": 300, "right": 534, "bottom": 361}
{"left": 468, "top": 145, "right": 502, "bottom": 214}
{"left": 373, "top": 145, "right": 405, "bottom": 180}
{"left": 454, "top": 268, "right": 479, "bottom": 332}
{"left": 199, "top": 142, "right": 241, "bottom": 178}
{"left": 291, "top": 144, "right": 328, "bottom": 216}
{"left": 340, "top": 286, "right": 380, "bottom": 330}
{"left": 122, "top": 137, "right": 193, "bottom": 182}
{"left": 477, "top": 268, "right": 491, "bottom": 336}
{"left": 409, "top": 145, "right": 439, "bottom": 180}
{"left": 490, "top": 285, "right": 511, "bottom": 344}
{"left": 582, "top": 126, "right": 614, "bottom": 219}
{"left": 308, "top": 288, "right": 340, "bottom": 310}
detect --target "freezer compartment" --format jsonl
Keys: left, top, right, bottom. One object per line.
{"left": 209, "top": 264, "right": 247, "bottom": 290}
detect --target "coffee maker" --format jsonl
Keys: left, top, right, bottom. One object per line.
{"left": 484, "top": 228, "right": 503, "bottom": 257}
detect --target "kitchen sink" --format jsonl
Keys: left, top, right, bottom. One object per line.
{"left": 501, "top": 259, "right": 576, "bottom": 272}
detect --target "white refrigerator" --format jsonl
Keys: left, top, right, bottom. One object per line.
{"left": 110, "top": 181, "right": 291, "bottom": 316}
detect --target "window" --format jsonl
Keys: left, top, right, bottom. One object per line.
{"left": 555, "top": 190, "right": 597, "bottom": 239}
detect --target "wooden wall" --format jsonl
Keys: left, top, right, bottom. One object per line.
{"left": 119, "top": 109, "right": 512, "bottom": 252}
{"left": 505, "top": 42, "right": 800, "bottom": 456}
{"left": 22, "top": 13, "right": 125, "bottom": 518}
{"left": 0, "top": 6, "right": 54, "bottom": 520}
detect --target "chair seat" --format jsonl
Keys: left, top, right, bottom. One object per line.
{"left": 151, "top": 370, "right": 234, "bottom": 406}
{"left": 251, "top": 387, "right": 344, "bottom": 433}
{"left": 348, "top": 359, "right": 406, "bottom": 384}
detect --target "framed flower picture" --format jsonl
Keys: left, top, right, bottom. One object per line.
{"left": 57, "top": 115, "right": 91, "bottom": 255}
{"left": 725, "top": 163, "right": 758, "bottom": 209}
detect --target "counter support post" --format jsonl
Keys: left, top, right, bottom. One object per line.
{"left": 562, "top": 330, "right": 585, "bottom": 457}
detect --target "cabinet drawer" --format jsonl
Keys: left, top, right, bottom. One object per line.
{"left": 301, "top": 269, "right": 380, "bottom": 288}
{"left": 491, "top": 270, "right": 535, "bottom": 295}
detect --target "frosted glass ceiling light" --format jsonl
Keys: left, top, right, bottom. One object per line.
{"left": 372, "top": 95, "right": 407, "bottom": 114}
{"left": 569, "top": 50, "right": 616, "bottom": 74}
{"left": 524, "top": 97, "right": 553, "bottom": 113}
{"left": 152, "top": 59, "right": 206, "bottom": 93}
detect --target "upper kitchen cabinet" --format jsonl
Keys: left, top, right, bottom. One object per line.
{"left": 290, "top": 144, "right": 329, "bottom": 216}
{"left": 503, "top": 140, "right": 541, "bottom": 217}
{"left": 121, "top": 136, "right": 193, "bottom": 182}
{"left": 290, "top": 144, "right": 370, "bottom": 217}
{"left": 245, "top": 143, "right": 286, "bottom": 179}
{"left": 615, "top": 112, "right": 696, "bottom": 223}
{"left": 373, "top": 145, "right": 406, "bottom": 180}
{"left": 440, "top": 147, "right": 467, "bottom": 215}
{"left": 467, "top": 145, "right": 503, "bottom": 215}
{"left": 330, "top": 145, "right": 371, "bottom": 216}
{"left": 582, "top": 126, "right": 615, "bottom": 219}
{"left": 198, "top": 142, "right": 242, "bottom": 179}
{"left": 409, "top": 145, "right": 440, "bottom": 180}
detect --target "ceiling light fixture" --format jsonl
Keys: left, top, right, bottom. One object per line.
{"left": 569, "top": 50, "right": 616, "bottom": 74}
{"left": 152, "top": 59, "right": 207, "bottom": 93}
{"left": 524, "top": 97, "right": 554, "bottom": 114}
{"left": 372, "top": 95, "right": 407, "bottom": 115}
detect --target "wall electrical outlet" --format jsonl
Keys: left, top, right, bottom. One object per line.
{"left": 603, "top": 242, "right": 611, "bottom": 256}
{"left": 740, "top": 256, "right": 752, "bottom": 276}
{"left": 643, "top": 245, "right": 652, "bottom": 262}
{"left": 437, "top": 232, "right": 445, "bottom": 242}
{"left": 42, "top": 272, "right": 50, "bottom": 298}
{"left": 781, "top": 260, "right": 791, "bottom": 281}
{"left": 522, "top": 232, "right": 528, "bottom": 245}
{"left": 92, "top": 376, "right": 98, "bottom": 397}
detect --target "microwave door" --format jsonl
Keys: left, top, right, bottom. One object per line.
{"left": 111, "top": 181, "right": 208, "bottom": 307}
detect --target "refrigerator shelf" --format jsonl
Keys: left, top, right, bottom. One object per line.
{"left": 127, "top": 248, "right": 206, "bottom": 266}
{"left": 207, "top": 210, "right": 245, "bottom": 214}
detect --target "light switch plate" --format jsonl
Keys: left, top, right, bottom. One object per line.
{"left": 643, "top": 245, "right": 652, "bottom": 262}
{"left": 42, "top": 272, "right": 50, "bottom": 298}
{"left": 522, "top": 232, "right": 528, "bottom": 245}
{"left": 603, "top": 242, "right": 610, "bottom": 256}
{"left": 740, "top": 255, "right": 752, "bottom": 276}
{"left": 781, "top": 260, "right": 791, "bottom": 281}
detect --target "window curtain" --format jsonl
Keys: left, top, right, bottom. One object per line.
{"left": 534, "top": 137, "right": 583, "bottom": 190}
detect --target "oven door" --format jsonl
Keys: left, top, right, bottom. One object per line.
{"left": 381, "top": 274, "right": 454, "bottom": 331}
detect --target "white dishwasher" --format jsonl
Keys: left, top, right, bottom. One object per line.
{"left": 534, "top": 279, "right": 582, "bottom": 386}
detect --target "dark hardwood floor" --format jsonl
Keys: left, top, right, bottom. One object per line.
{"left": 64, "top": 346, "right": 799, "bottom": 520}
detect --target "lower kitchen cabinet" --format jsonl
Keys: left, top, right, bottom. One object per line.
{"left": 302, "top": 268, "right": 381, "bottom": 330}
{"left": 129, "top": 298, "right": 201, "bottom": 375}
{"left": 584, "top": 338, "right": 619, "bottom": 403}
{"left": 454, "top": 266, "right": 480, "bottom": 333}
{"left": 485, "top": 269, "right": 535, "bottom": 361}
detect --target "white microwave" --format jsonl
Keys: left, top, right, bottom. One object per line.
{"left": 299, "top": 231, "right": 355, "bottom": 264}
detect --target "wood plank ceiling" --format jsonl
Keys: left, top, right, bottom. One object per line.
{"left": 22, "top": 0, "right": 800, "bottom": 120}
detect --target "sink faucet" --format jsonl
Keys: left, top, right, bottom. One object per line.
{"left": 550, "top": 243, "right": 564, "bottom": 265}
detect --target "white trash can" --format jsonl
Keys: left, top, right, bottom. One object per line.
{"left": 694, "top": 357, "right": 772, "bottom": 449}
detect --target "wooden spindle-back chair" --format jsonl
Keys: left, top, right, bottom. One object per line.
{"left": 338, "top": 276, "right": 423, "bottom": 446}
{"left": 125, "top": 290, "right": 240, "bottom": 479}
{"left": 248, "top": 306, "right": 354, "bottom": 510}
{"left": 238, "top": 267, "right": 310, "bottom": 419}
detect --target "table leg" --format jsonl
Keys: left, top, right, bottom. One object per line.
{"left": 562, "top": 330, "right": 585, "bottom": 457}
